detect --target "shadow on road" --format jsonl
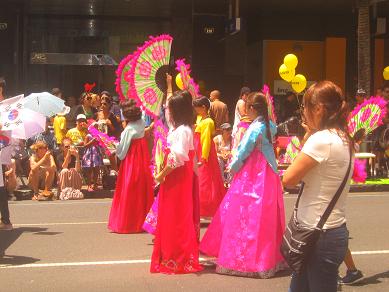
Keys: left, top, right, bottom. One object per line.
{"left": 0, "top": 227, "right": 61, "bottom": 265}
{"left": 353, "top": 270, "right": 389, "bottom": 286}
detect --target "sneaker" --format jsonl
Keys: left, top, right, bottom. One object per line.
{"left": 0, "top": 222, "right": 13, "bottom": 231}
{"left": 340, "top": 269, "right": 364, "bottom": 285}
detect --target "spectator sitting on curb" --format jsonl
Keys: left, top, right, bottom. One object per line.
{"left": 28, "top": 141, "right": 57, "bottom": 201}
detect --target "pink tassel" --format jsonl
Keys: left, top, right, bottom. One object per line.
{"left": 352, "top": 158, "right": 367, "bottom": 183}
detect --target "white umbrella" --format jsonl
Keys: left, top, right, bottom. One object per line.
{"left": 23, "top": 92, "right": 69, "bottom": 117}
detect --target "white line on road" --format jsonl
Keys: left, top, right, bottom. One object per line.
{"left": 13, "top": 221, "right": 107, "bottom": 227}
{"left": 0, "top": 252, "right": 387, "bottom": 269}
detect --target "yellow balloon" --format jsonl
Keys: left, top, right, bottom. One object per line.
{"left": 175, "top": 73, "right": 184, "bottom": 89}
{"left": 284, "top": 54, "right": 298, "bottom": 69}
{"left": 383, "top": 66, "right": 389, "bottom": 80}
{"left": 279, "top": 64, "right": 295, "bottom": 82}
{"left": 291, "top": 74, "right": 307, "bottom": 93}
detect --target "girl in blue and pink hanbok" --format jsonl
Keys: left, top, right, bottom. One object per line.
{"left": 200, "top": 92, "right": 286, "bottom": 278}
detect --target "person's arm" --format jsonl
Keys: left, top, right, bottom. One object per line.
{"left": 166, "top": 73, "right": 173, "bottom": 103}
{"left": 198, "top": 119, "right": 214, "bottom": 162}
{"left": 30, "top": 152, "right": 50, "bottom": 171}
{"left": 282, "top": 153, "right": 318, "bottom": 187}
{"left": 83, "top": 135, "right": 95, "bottom": 148}
{"left": 116, "top": 126, "right": 136, "bottom": 160}
{"left": 237, "top": 99, "right": 247, "bottom": 117}
{"left": 229, "top": 124, "right": 260, "bottom": 173}
{"left": 283, "top": 131, "right": 328, "bottom": 187}
{"left": 62, "top": 151, "right": 71, "bottom": 169}
{"left": 155, "top": 126, "right": 191, "bottom": 183}
{"left": 74, "top": 149, "right": 81, "bottom": 172}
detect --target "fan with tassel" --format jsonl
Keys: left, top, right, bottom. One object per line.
{"left": 348, "top": 96, "right": 388, "bottom": 137}
{"left": 175, "top": 59, "right": 200, "bottom": 98}
{"left": 127, "top": 34, "right": 173, "bottom": 118}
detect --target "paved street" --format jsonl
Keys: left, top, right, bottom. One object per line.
{"left": 1, "top": 192, "right": 389, "bottom": 292}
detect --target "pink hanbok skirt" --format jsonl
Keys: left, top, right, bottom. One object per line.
{"left": 199, "top": 148, "right": 286, "bottom": 278}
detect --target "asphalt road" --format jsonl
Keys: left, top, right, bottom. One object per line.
{"left": 1, "top": 192, "right": 388, "bottom": 292}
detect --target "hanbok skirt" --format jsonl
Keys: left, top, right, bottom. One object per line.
{"left": 108, "top": 138, "right": 154, "bottom": 234}
{"left": 199, "top": 149, "right": 286, "bottom": 278}
{"left": 150, "top": 151, "right": 202, "bottom": 274}
{"left": 194, "top": 133, "right": 226, "bottom": 217}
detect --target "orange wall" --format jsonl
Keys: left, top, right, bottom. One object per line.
{"left": 263, "top": 39, "right": 349, "bottom": 94}
{"left": 324, "top": 38, "right": 346, "bottom": 92}
{"left": 374, "top": 39, "right": 385, "bottom": 94}
{"left": 263, "top": 40, "right": 324, "bottom": 91}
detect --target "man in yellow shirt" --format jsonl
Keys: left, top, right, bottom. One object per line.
{"left": 65, "top": 114, "right": 88, "bottom": 146}
{"left": 53, "top": 106, "right": 70, "bottom": 145}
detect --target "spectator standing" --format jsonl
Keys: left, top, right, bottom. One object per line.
{"left": 66, "top": 96, "right": 79, "bottom": 129}
{"left": 213, "top": 123, "right": 232, "bottom": 186}
{"left": 53, "top": 106, "right": 70, "bottom": 146}
{"left": 210, "top": 90, "right": 229, "bottom": 135}
{"left": 283, "top": 81, "right": 354, "bottom": 292}
{"left": 28, "top": 141, "right": 57, "bottom": 201}
{"left": 81, "top": 123, "right": 104, "bottom": 192}
{"left": 232, "top": 87, "right": 250, "bottom": 137}
{"left": 280, "top": 91, "right": 300, "bottom": 122}
{"left": 0, "top": 123, "right": 13, "bottom": 230}
{"left": 51, "top": 88, "right": 63, "bottom": 100}
{"left": 97, "top": 96, "right": 122, "bottom": 173}
{"left": 73, "top": 93, "right": 97, "bottom": 120}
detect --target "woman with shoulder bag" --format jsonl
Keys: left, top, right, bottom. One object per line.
{"left": 282, "top": 81, "right": 355, "bottom": 292}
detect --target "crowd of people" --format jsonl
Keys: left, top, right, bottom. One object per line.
{"left": 1, "top": 72, "right": 389, "bottom": 291}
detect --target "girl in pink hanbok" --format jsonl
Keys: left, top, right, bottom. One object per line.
{"left": 193, "top": 97, "right": 226, "bottom": 217}
{"left": 200, "top": 92, "right": 286, "bottom": 278}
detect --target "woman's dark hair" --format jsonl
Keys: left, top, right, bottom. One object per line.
{"left": 303, "top": 80, "right": 354, "bottom": 149}
{"left": 240, "top": 86, "right": 251, "bottom": 97}
{"left": 247, "top": 92, "right": 272, "bottom": 142}
{"left": 168, "top": 90, "right": 194, "bottom": 127}
{"left": 0, "top": 77, "right": 6, "bottom": 90}
{"left": 120, "top": 99, "right": 142, "bottom": 122}
{"left": 192, "top": 95, "right": 211, "bottom": 110}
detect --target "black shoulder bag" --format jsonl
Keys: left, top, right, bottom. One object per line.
{"left": 280, "top": 150, "right": 352, "bottom": 274}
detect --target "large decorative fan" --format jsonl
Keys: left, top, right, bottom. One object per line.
{"left": 348, "top": 96, "right": 387, "bottom": 137}
{"left": 261, "top": 84, "right": 277, "bottom": 123}
{"left": 175, "top": 59, "right": 199, "bottom": 98}
{"left": 88, "top": 125, "right": 118, "bottom": 156}
{"left": 283, "top": 136, "right": 301, "bottom": 163}
{"left": 127, "top": 34, "right": 173, "bottom": 118}
{"left": 115, "top": 53, "right": 134, "bottom": 102}
{"left": 151, "top": 119, "right": 169, "bottom": 176}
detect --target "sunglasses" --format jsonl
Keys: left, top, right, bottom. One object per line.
{"left": 64, "top": 145, "right": 70, "bottom": 149}
{"left": 38, "top": 146, "right": 48, "bottom": 150}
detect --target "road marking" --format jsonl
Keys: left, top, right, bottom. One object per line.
{"left": 10, "top": 200, "right": 112, "bottom": 206}
{"left": 0, "top": 252, "right": 387, "bottom": 269}
{"left": 351, "top": 250, "right": 389, "bottom": 255}
{"left": 13, "top": 221, "right": 107, "bottom": 227}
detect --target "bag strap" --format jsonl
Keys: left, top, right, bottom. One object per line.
{"left": 316, "top": 149, "right": 352, "bottom": 229}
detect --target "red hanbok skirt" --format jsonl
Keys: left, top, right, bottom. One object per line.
{"left": 108, "top": 138, "right": 154, "bottom": 234}
{"left": 194, "top": 132, "right": 226, "bottom": 217}
{"left": 150, "top": 151, "right": 202, "bottom": 274}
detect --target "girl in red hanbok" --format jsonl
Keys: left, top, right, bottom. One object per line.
{"left": 193, "top": 96, "right": 226, "bottom": 217}
{"left": 150, "top": 90, "right": 202, "bottom": 274}
{"left": 108, "top": 99, "right": 154, "bottom": 234}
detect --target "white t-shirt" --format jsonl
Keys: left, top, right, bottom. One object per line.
{"left": 297, "top": 130, "right": 353, "bottom": 229}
